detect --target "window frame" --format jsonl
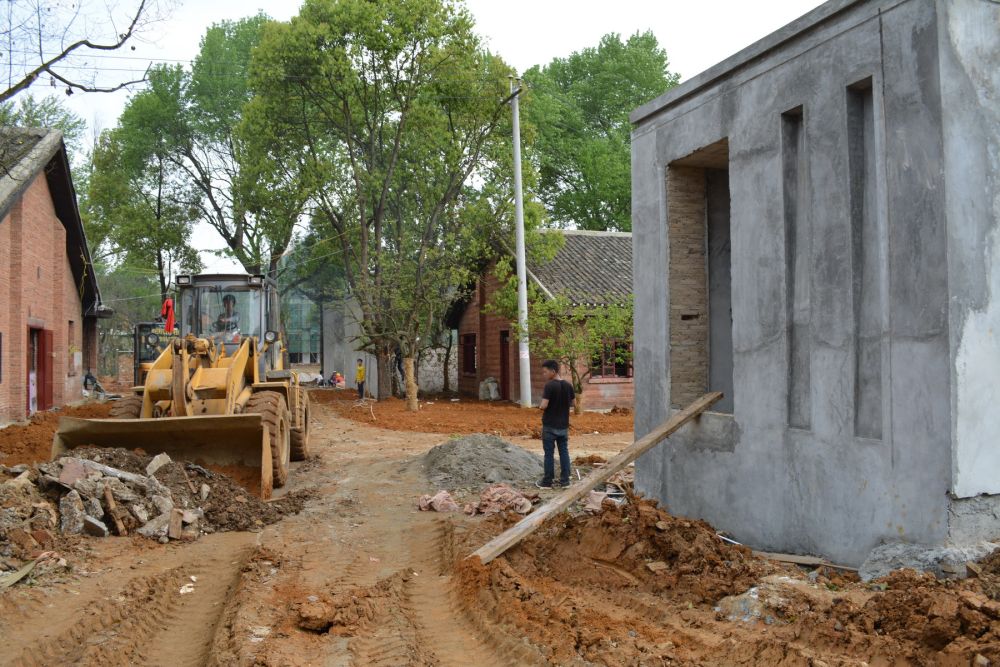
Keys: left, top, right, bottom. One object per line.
{"left": 461, "top": 333, "right": 477, "bottom": 376}
{"left": 589, "top": 338, "right": 633, "bottom": 382}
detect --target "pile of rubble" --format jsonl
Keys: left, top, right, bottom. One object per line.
{"left": 0, "top": 447, "right": 310, "bottom": 562}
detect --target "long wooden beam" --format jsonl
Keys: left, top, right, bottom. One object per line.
{"left": 468, "top": 392, "right": 723, "bottom": 564}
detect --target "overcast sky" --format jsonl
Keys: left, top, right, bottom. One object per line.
{"left": 58, "top": 0, "right": 825, "bottom": 271}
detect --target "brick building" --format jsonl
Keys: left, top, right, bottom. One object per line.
{"left": 456, "top": 230, "right": 633, "bottom": 411}
{"left": 0, "top": 128, "right": 110, "bottom": 424}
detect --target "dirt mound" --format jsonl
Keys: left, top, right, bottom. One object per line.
{"left": 573, "top": 453, "right": 607, "bottom": 466}
{"left": 74, "top": 447, "right": 312, "bottom": 533}
{"left": 421, "top": 434, "right": 543, "bottom": 489}
{"left": 312, "top": 388, "right": 633, "bottom": 436}
{"left": 453, "top": 499, "right": 1000, "bottom": 665}
{"left": 0, "top": 446, "right": 311, "bottom": 571}
{"left": 508, "top": 496, "right": 775, "bottom": 603}
{"left": 0, "top": 402, "right": 113, "bottom": 467}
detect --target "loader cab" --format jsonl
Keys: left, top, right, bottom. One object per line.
{"left": 176, "top": 274, "right": 281, "bottom": 363}
{"left": 134, "top": 321, "right": 175, "bottom": 386}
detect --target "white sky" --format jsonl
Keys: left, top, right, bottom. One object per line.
{"left": 55, "top": 0, "right": 824, "bottom": 272}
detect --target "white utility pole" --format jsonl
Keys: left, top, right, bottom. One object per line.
{"left": 509, "top": 76, "right": 532, "bottom": 408}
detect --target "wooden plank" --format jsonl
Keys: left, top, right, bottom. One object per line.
{"left": 468, "top": 392, "right": 723, "bottom": 565}
{"left": 752, "top": 550, "right": 858, "bottom": 572}
{"left": 168, "top": 509, "right": 184, "bottom": 540}
{"left": 103, "top": 483, "right": 127, "bottom": 536}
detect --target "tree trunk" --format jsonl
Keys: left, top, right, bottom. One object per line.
{"left": 376, "top": 342, "right": 392, "bottom": 400}
{"left": 573, "top": 392, "right": 583, "bottom": 415}
{"left": 442, "top": 340, "right": 451, "bottom": 394}
{"left": 404, "top": 356, "right": 419, "bottom": 412}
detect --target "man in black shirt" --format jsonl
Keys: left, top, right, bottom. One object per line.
{"left": 537, "top": 359, "right": 574, "bottom": 488}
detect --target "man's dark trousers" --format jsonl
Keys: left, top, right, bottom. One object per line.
{"left": 541, "top": 426, "right": 570, "bottom": 486}
{"left": 357, "top": 382, "right": 364, "bottom": 400}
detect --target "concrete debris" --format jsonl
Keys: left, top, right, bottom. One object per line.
{"left": 146, "top": 453, "right": 172, "bottom": 477}
{"left": 179, "top": 583, "right": 195, "bottom": 595}
{"left": 82, "top": 515, "right": 109, "bottom": 538}
{"left": 130, "top": 504, "right": 149, "bottom": 524}
{"left": 1, "top": 448, "right": 308, "bottom": 560}
{"left": 58, "top": 490, "right": 85, "bottom": 535}
{"left": 249, "top": 626, "right": 271, "bottom": 643}
{"left": 646, "top": 561, "right": 668, "bottom": 573}
{"left": 84, "top": 496, "right": 104, "bottom": 520}
{"left": 418, "top": 490, "right": 460, "bottom": 512}
{"left": 860, "top": 541, "right": 1000, "bottom": 581}
{"left": 152, "top": 494, "right": 174, "bottom": 515}
{"left": 137, "top": 512, "right": 171, "bottom": 538}
{"left": 57, "top": 459, "right": 87, "bottom": 487}
{"left": 464, "top": 484, "right": 536, "bottom": 516}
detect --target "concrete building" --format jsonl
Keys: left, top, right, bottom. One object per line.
{"left": 0, "top": 128, "right": 110, "bottom": 423}
{"left": 456, "top": 230, "right": 634, "bottom": 410}
{"left": 630, "top": 0, "right": 1000, "bottom": 564}
{"left": 320, "top": 298, "right": 379, "bottom": 397}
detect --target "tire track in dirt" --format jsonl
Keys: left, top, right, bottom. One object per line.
{"left": 140, "top": 541, "right": 256, "bottom": 666}
{"left": 3, "top": 533, "right": 255, "bottom": 667}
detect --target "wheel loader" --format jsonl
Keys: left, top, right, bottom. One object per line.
{"left": 52, "top": 274, "right": 312, "bottom": 499}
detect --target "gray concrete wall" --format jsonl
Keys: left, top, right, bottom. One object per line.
{"left": 630, "top": 0, "right": 983, "bottom": 565}
{"left": 939, "top": 0, "right": 1000, "bottom": 502}
{"left": 320, "top": 299, "right": 378, "bottom": 397}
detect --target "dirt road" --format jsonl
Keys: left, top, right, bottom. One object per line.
{"left": 7, "top": 397, "right": 1000, "bottom": 665}
{"left": 1, "top": 397, "right": 624, "bottom": 666}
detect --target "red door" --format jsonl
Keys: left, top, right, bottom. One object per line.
{"left": 27, "top": 328, "right": 53, "bottom": 414}
{"left": 499, "top": 330, "right": 510, "bottom": 401}
{"left": 40, "top": 329, "right": 54, "bottom": 411}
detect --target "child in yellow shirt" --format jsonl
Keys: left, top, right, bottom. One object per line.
{"left": 355, "top": 358, "right": 365, "bottom": 399}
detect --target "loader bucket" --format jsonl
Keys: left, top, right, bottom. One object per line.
{"left": 53, "top": 414, "right": 274, "bottom": 500}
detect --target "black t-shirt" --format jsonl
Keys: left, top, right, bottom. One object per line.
{"left": 542, "top": 379, "right": 574, "bottom": 429}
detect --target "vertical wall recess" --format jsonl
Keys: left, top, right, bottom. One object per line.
{"left": 782, "top": 107, "right": 811, "bottom": 429}
{"left": 847, "top": 78, "right": 883, "bottom": 440}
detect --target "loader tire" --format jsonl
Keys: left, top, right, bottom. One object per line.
{"left": 246, "top": 391, "right": 291, "bottom": 488}
{"left": 290, "top": 389, "right": 310, "bottom": 461}
{"left": 109, "top": 395, "right": 143, "bottom": 419}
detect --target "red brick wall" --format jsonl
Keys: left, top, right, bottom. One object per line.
{"left": 0, "top": 172, "right": 86, "bottom": 423}
{"left": 457, "top": 266, "right": 634, "bottom": 411}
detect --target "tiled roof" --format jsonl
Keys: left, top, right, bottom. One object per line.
{"left": 528, "top": 230, "right": 632, "bottom": 306}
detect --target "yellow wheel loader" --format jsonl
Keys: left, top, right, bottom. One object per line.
{"left": 53, "top": 274, "right": 311, "bottom": 499}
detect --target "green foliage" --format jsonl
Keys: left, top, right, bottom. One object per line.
{"left": 82, "top": 73, "right": 202, "bottom": 300}
{"left": 0, "top": 94, "right": 86, "bottom": 154}
{"left": 523, "top": 31, "right": 679, "bottom": 231}
{"left": 92, "top": 262, "right": 164, "bottom": 374}
{"left": 488, "top": 254, "right": 633, "bottom": 399}
{"left": 245, "top": 0, "right": 518, "bottom": 399}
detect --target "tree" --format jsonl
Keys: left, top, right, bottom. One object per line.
{"left": 0, "top": 94, "right": 85, "bottom": 152}
{"left": 0, "top": 0, "right": 160, "bottom": 103}
{"left": 489, "top": 255, "right": 633, "bottom": 413}
{"left": 84, "top": 127, "right": 202, "bottom": 301}
{"left": 245, "top": 0, "right": 515, "bottom": 409}
{"left": 523, "top": 32, "right": 679, "bottom": 231}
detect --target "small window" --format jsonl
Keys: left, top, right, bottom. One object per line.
{"left": 461, "top": 334, "right": 477, "bottom": 375}
{"left": 591, "top": 339, "right": 633, "bottom": 379}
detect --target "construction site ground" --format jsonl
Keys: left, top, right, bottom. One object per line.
{"left": 3, "top": 391, "right": 1000, "bottom": 665}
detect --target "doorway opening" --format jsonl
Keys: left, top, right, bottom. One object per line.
{"left": 499, "top": 330, "right": 510, "bottom": 401}
{"left": 27, "top": 327, "right": 53, "bottom": 414}
{"left": 666, "top": 138, "right": 734, "bottom": 413}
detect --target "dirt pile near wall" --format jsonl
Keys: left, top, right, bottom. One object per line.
{"left": 311, "top": 388, "right": 633, "bottom": 436}
{"left": 421, "top": 434, "right": 543, "bottom": 489}
{"left": 454, "top": 499, "right": 1000, "bottom": 665}
{"left": 0, "top": 402, "right": 113, "bottom": 467}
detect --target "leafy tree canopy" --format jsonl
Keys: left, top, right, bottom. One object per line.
{"left": 0, "top": 94, "right": 86, "bottom": 153}
{"left": 523, "top": 31, "right": 678, "bottom": 231}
